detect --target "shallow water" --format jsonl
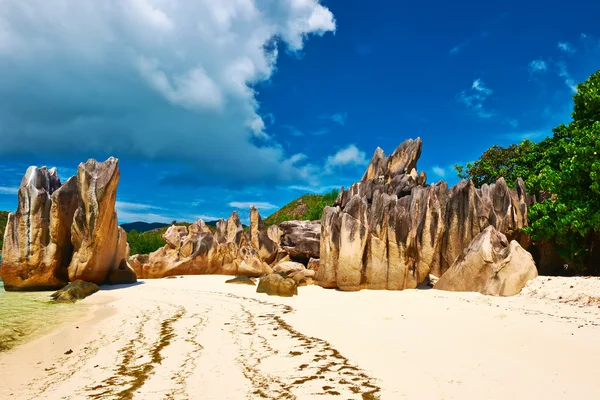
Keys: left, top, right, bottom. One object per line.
{"left": 0, "top": 278, "right": 88, "bottom": 352}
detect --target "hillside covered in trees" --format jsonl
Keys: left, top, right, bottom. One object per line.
{"left": 263, "top": 189, "right": 339, "bottom": 226}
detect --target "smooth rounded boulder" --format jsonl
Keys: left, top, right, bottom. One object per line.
{"left": 435, "top": 226, "right": 538, "bottom": 296}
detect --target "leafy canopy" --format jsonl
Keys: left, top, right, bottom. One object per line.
{"left": 455, "top": 69, "right": 600, "bottom": 271}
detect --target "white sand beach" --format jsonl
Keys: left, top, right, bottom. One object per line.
{"left": 1, "top": 276, "right": 599, "bottom": 400}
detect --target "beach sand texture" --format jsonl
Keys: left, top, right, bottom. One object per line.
{"left": 1, "top": 275, "right": 599, "bottom": 399}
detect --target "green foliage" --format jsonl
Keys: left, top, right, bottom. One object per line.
{"left": 454, "top": 140, "right": 539, "bottom": 188}
{"left": 264, "top": 189, "right": 339, "bottom": 226}
{"left": 455, "top": 69, "right": 600, "bottom": 273}
{"left": 127, "top": 229, "right": 166, "bottom": 255}
{"left": 0, "top": 211, "right": 9, "bottom": 252}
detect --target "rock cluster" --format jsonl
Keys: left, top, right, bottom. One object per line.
{"left": 317, "top": 138, "right": 534, "bottom": 292}
{"left": 130, "top": 207, "right": 282, "bottom": 279}
{"left": 1, "top": 158, "right": 136, "bottom": 291}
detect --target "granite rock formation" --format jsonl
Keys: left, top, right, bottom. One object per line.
{"left": 317, "top": 138, "right": 531, "bottom": 292}
{"left": 131, "top": 210, "right": 280, "bottom": 279}
{"left": 278, "top": 220, "right": 321, "bottom": 263}
{"left": 1, "top": 167, "right": 78, "bottom": 291}
{"left": 1, "top": 158, "right": 136, "bottom": 291}
{"left": 68, "top": 158, "right": 136, "bottom": 285}
{"left": 435, "top": 226, "right": 538, "bottom": 296}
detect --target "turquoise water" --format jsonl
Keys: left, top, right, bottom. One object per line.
{"left": 0, "top": 277, "right": 88, "bottom": 352}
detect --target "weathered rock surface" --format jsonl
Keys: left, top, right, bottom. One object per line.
{"left": 133, "top": 209, "right": 281, "bottom": 279}
{"left": 278, "top": 220, "right": 321, "bottom": 262}
{"left": 307, "top": 258, "right": 320, "bottom": 273}
{"left": 67, "top": 158, "right": 136, "bottom": 285}
{"left": 225, "top": 276, "right": 257, "bottom": 286}
{"left": 273, "top": 261, "right": 306, "bottom": 277}
{"left": 237, "top": 246, "right": 273, "bottom": 277}
{"left": 249, "top": 206, "right": 278, "bottom": 264}
{"left": 435, "top": 226, "right": 538, "bottom": 296}
{"left": 317, "top": 138, "right": 531, "bottom": 292}
{"left": 1, "top": 167, "right": 78, "bottom": 291}
{"left": 256, "top": 273, "right": 298, "bottom": 297}
{"left": 50, "top": 280, "right": 99, "bottom": 303}
{"left": 1, "top": 158, "right": 136, "bottom": 291}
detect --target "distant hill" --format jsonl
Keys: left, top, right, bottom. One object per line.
{"left": 120, "top": 219, "right": 225, "bottom": 234}
{"left": 121, "top": 221, "right": 170, "bottom": 233}
{"left": 263, "top": 189, "right": 339, "bottom": 226}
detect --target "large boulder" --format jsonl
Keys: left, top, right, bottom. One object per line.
{"left": 273, "top": 261, "right": 306, "bottom": 277}
{"left": 50, "top": 280, "right": 99, "bottom": 303}
{"left": 237, "top": 246, "right": 273, "bottom": 277}
{"left": 278, "top": 220, "right": 321, "bottom": 262}
{"left": 318, "top": 138, "right": 531, "bottom": 291}
{"left": 68, "top": 158, "right": 136, "bottom": 285}
{"left": 435, "top": 226, "right": 538, "bottom": 296}
{"left": 256, "top": 273, "right": 298, "bottom": 297}
{"left": 1, "top": 167, "right": 78, "bottom": 291}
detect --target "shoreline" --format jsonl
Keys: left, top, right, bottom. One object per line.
{"left": 1, "top": 276, "right": 599, "bottom": 399}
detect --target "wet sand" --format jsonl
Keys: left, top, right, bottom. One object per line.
{"left": 1, "top": 276, "right": 599, "bottom": 399}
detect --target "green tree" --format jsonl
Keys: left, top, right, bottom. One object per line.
{"left": 455, "top": 69, "right": 600, "bottom": 273}
{"left": 127, "top": 229, "right": 166, "bottom": 255}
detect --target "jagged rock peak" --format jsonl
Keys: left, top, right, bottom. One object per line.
{"left": 21, "top": 166, "right": 62, "bottom": 196}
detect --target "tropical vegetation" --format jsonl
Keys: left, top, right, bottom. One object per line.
{"left": 455, "top": 69, "right": 600, "bottom": 273}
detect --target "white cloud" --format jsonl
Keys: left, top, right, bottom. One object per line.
{"left": 504, "top": 130, "right": 548, "bottom": 142}
{"left": 458, "top": 79, "right": 494, "bottom": 118}
{"left": 529, "top": 59, "right": 547, "bottom": 73}
{"left": 506, "top": 119, "right": 519, "bottom": 128}
{"left": 117, "top": 210, "right": 174, "bottom": 224}
{"left": 286, "top": 184, "right": 340, "bottom": 193}
{"left": 321, "top": 112, "right": 348, "bottom": 126}
{"left": 0, "top": 186, "right": 19, "bottom": 195}
{"left": 432, "top": 166, "right": 446, "bottom": 178}
{"left": 558, "top": 41, "right": 575, "bottom": 54}
{"left": 325, "top": 145, "right": 368, "bottom": 170}
{"left": 116, "top": 201, "right": 163, "bottom": 211}
{"left": 228, "top": 201, "right": 279, "bottom": 210}
{"left": 557, "top": 62, "right": 578, "bottom": 93}
{"left": 0, "top": 0, "right": 336, "bottom": 187}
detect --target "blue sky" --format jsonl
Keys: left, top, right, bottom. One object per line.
{"left": 1, "top": 0, "right": 599, "bottom": 224}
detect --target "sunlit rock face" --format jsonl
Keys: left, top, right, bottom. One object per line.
{"left": 278, "top": 220, "right": 321, "bottom": 263}
{"left": 68, "top": 158, "right": 136, "bottom": 285}
{"left": 132, "top": 209, "right": 280, "bottom": 279}
{"left": 317, "top": 138, "right": 531, "bottom": 292}
{"left": 1, "top": 167, "right": 78, "bottom": 291}
{"left": 1, "top": 157, "right": 136, "bottom": 291}
{"left": 435, "top": 226, "right": 538, "bottom": 296}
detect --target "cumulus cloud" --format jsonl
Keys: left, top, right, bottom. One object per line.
{"left": 0, "top": 0, "right": 336, "bottom": 187}
{"left": 529, "top": 59, "right": 547, "bottom": 73}
{"left": 325, "top": 145, "right": 368, "bottom": 170}
{"left": 458, "top": 79, "right": 494, "bottom": 118}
